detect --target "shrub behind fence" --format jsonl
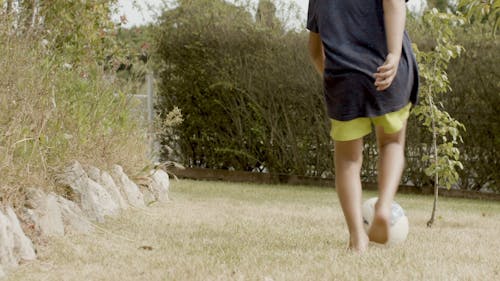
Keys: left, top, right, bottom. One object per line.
{"left": 155, "top": 0, "right": 499, "bottom": 192}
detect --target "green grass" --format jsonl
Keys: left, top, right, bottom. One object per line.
{"left": 10, "top": 180, "right": 500, "bottom": 280}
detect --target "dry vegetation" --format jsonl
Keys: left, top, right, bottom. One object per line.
{"left": 9, "top": 180, "right": 500, "bottom": 280}
{"left": 0, "top": 27, "right": 149, "bottom": 205}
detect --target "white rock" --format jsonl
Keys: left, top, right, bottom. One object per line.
{"left": 0, "top": 265, "right": 5, "bottom": 278}
{"left": 101, "top": 171, "right": 128, "bottom": 209}
{"left": 29, "top": 193, "right": 65, "bottom": 237}
{"left": 24, "top": 188, "right": 45, "bottom": 210}
{"left": 0, "top": 210, "right": 16, "bottom": 267}
{"left": 57, "top": 196, "right": 93, "bottom": 234}
{"left": 87, "top": 166, "right": 128, "bottom": 210}
{"left": 59, "top": 161, "right": 120, "bottom": 222}
{"left": 24, "top": 189, "right": 65, "bottom": 237}
{"left": 58, "top": 161, "right": 88, "bottom": 194}
{"left": 149, "top": 169, "right": 170, "bottom": 203}
{"left": 79, "top": 179, "right": 120, "bottom": 223}
{"left": 85, "top": 165, "right": 101, "bottom": 183}
{"left": 111, "top": 165, "right": 145, "bottom": 208}
{"left": 5, "top": 207, "right": 36, "bottom": 261}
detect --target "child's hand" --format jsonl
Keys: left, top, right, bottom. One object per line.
{"left": 374, "top": 53, "right": 400, "bottom": 91}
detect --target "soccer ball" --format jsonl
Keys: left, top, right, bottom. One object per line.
{"left": 362, "top": 197, "right": 409, "bottom": 245}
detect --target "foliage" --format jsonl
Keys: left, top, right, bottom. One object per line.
{"left": 410, "top": 9, "right": 467, "bottom": 226}
{"left": 407, "top": 3, "right": 499, "bottom": 193}
{"left": 411, "top": 9, "right": 466, "bottom": 190}
{"left": 257, "top": 0, "right": 280, "bottom": 29}
{"left": 0, "top": 2, "right": 149, "bottom": 204}
{"left": 427, "top": 0, "right": 453, "bottom": 11}
{"left": 434, "top": 26, "right": 499, "bottom": 192}
{"left": 40, "top": 0, "right": 119, "bottom": 64}
{"left": 114, "top": 25, "right": 157, "bottom": 93}
{"left": 154, "top": 0, "right": 498, "bottom": 193}
{"left": 156, "top": 0, "right": 329, "bottom": 176}
{"left": 0, "top": 0, "right": 128, "bottom": 67}
{"left": 450, "top": 1, "right": 500, "bottom": 190}
{"left": 459, "top": 0, "right": 500, "bottom": 34}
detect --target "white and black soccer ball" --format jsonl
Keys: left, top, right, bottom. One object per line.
{"left": 362, "top": 197, "right": 409, "bottom": 245}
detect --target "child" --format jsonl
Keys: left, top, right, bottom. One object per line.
{"left": 307, "top": 0, "right": 419, "bottom": 252}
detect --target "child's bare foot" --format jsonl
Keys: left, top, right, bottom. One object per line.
{"left": 368, "top": 204, "right": 391, "bottom": 244}
{"left": 348, "top": 232, "right": 369, "bottom": 253}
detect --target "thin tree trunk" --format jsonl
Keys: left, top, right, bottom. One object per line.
{"left": 31, "top": 0, "right": 39, "bottom": 29}
{"left": 427, "top": 100, "right": 439, "bottom": 228}
{"left": 21, "top": 0, "right": 35, "bottom": 30}
{"left": 6, "top": 0, "right": 13, "bottom": 14}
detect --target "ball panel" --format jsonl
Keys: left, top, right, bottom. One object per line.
{"left": 361, "top": 197, "right": 409, "bottom": 245}
{"left": 388, "top": 215, "right": 409, "bottom": 245}
{"left": 361, "top": 197, "right": 378, "bottom": 232}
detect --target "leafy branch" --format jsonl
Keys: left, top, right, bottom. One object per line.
{"left": 411, "top": 9, "right": 466, "bottom": 227}
{"left": 459, "top": 0, "right": 500, "bottom": 35}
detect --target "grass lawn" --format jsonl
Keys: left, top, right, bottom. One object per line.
{"left": 10, "top": 180, "right": 500, "bottom": 281}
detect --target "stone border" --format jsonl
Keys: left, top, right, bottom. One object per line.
{"left": 168, "top": 167, "right": 500, "bottom": 201}
{"left": 0, "top": 161, "right": 171, "bottom": 278}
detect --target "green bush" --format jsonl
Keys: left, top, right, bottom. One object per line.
{"left": 443, "top": 26, "right": 499, "bottom": 191}
{"left": 157, "top": 0, "right": 330, "bottom": 176}
{"left": 156, "top": 0, "right": 499, "bottom": 192}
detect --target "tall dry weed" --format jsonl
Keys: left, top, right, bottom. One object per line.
{"left": 0, "top": 22, "right": 149, "bottom": 206}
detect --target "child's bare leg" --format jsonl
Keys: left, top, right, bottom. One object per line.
{"left": 369, "top": 123, "right": 407, "bottom": 244}
{"left": 334, "top": 138, "right": 369, "bottom": 252}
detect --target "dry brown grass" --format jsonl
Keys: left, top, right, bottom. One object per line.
{"left": 9, "top": 180, "right": 500, "bottom": 281}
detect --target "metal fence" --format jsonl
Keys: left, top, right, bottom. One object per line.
{"left": 132, "top": 73, "right": 159, "bottom": 162}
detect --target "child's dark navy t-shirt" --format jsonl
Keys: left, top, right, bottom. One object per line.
{"left": 307, "top": 0, "right": 419, "bottom": 121}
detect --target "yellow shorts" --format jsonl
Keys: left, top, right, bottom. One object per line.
{"left": 330, "top": 103, "right": 412, "bottom": 141}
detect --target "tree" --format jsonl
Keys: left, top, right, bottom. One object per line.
{"left": 1, "top": 0, "right": 121, "bottom": 66}
{"left": 411, "top": 9, "right": 466, "bottom": 227}
{"left": 257, "top": 0, "right": 278, "bottom": 29}
{"left": 4, "top": 0, "right": 13, "bottom": 14}
{"left": 427, "top": 0, "right": 451, "bottom": 11}
{"left": 459, "top": 0, "right": 500, "bottom": 34}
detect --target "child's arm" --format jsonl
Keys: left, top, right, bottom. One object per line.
{"left": 308, "top": 32, "right": 324, "bottom": 76}
{"left": 374, "top": 0, "right": 406, "bottom": 91}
